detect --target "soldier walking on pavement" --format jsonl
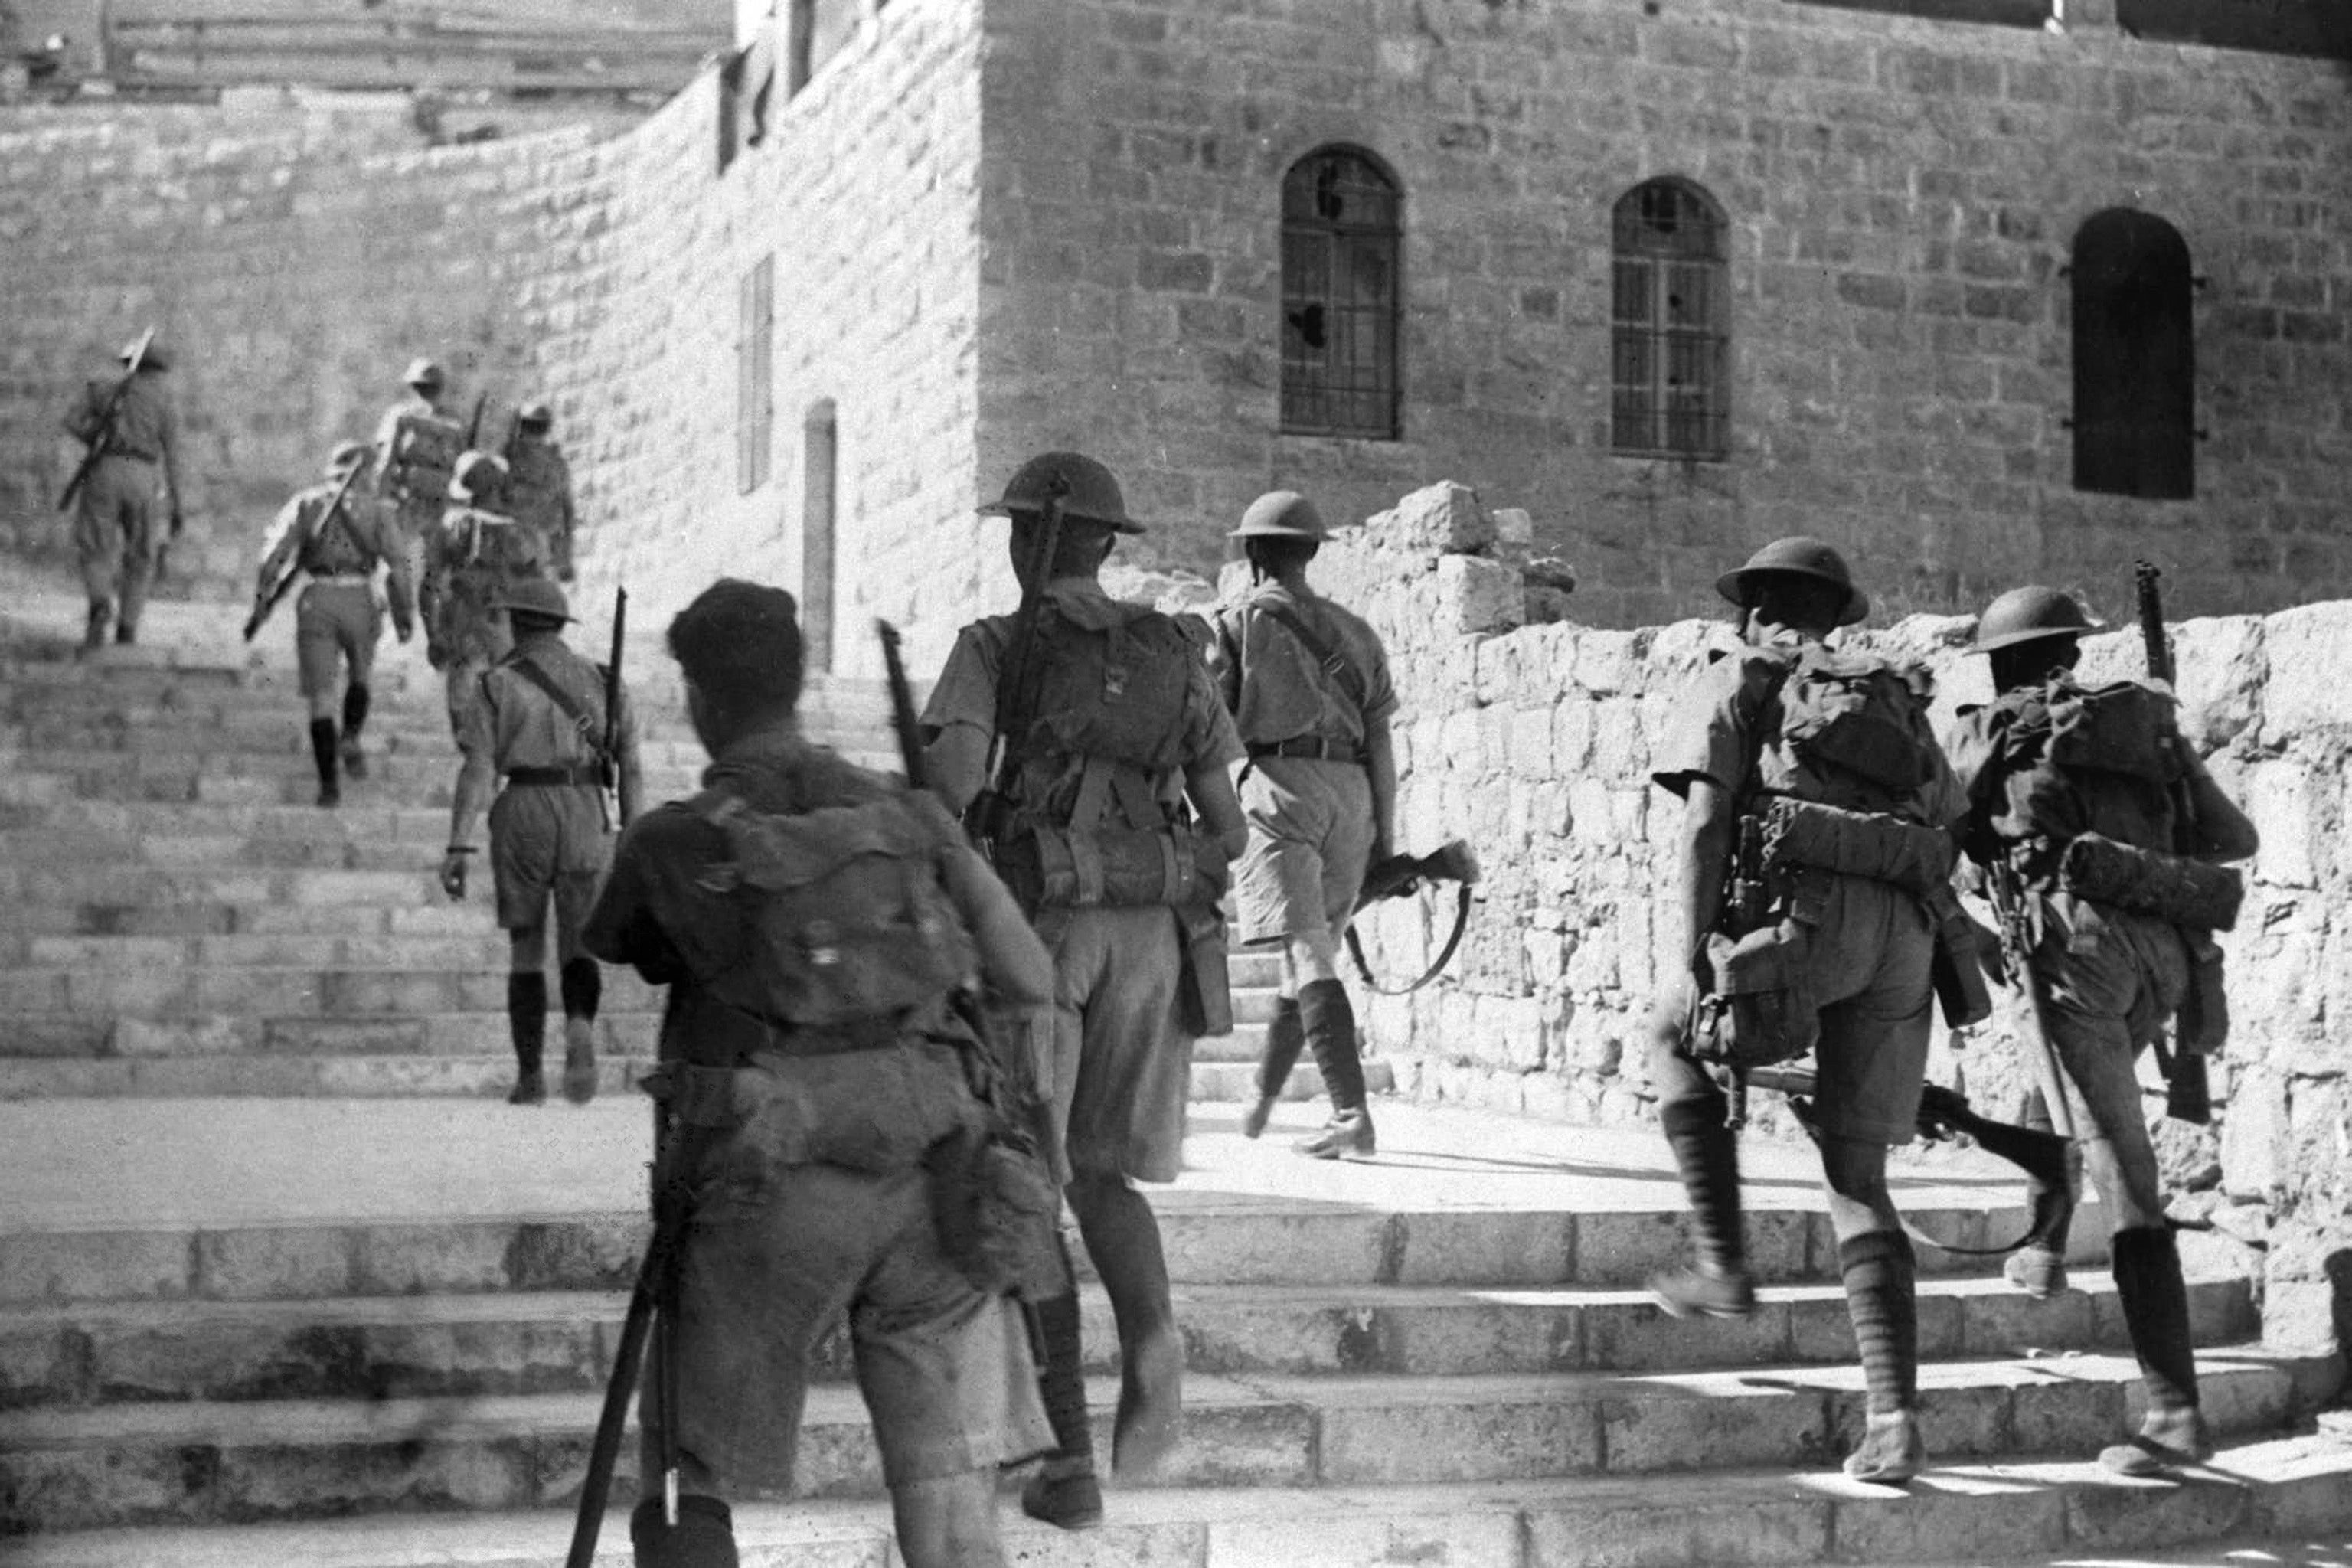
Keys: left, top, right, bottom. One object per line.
{"left": 60, "top": 337, "right": 182, "bottom": 652}
{"left": 923, "top": 452, "right": 1247, "bottom": 1525}
{"left": 251, "top": 440, "right": 416, "bottom": 806}
{"left": 584, "top": 579, "right": 1055, "bottom": 1568}
{"left": 1947, "top": 586, "right": 2257, "bottom": 1475}
{"left": 420, "top": 451, "right": 551, "bottom": 744}
{"left": 1645, "top": 537, "right": 1971, "bottom": 1484}
{"left": 502, "top": 401, "right": 579, "bottom": 583}
{"left": 1208, "top": 491, "right": 1399, "bottom": 1158}
{"left": 441, "top": 579, "right": 640, "bottom": 1106}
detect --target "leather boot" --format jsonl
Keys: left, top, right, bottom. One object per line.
{"left": 1648, "top": 1097, "right": 1754, "bottom": 1318}
{"left": 506, "top": 972, "right": 547, "bottom": 1104}
{"left": 308, "top": 719, "right": 341, "bottom": 808}
{"left": 1068, "top": 1175, "right": 1181, "bottom": 1479}
{"left": 339, "top": 683, "right": 372, "bottom": 779}
{"left": 1243, "top": 994, "right": 1304, "bottom": 1138}
{"left": 630, "top": 1495, "right": 739, "bottom": 1568}
{"left": 1838, "top": 1231, "right": 1922, "bottom": 1482}
{"left": 2102, "top": 1224, "right": 2210, "bottom": 1475}
{"left": 559, "top": 958, "right": 602, "bottom": 1104}
{"left": 1294, "top": 978, "right": 1374, "bottom": 1160}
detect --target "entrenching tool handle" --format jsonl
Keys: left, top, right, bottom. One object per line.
{"left": 877, "top": 619, "right": 927, "bottom": 790}
{"left": 2133, "top": 559, "right": 2216, "bottom": 1125}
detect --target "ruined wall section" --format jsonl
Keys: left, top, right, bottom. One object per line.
{"left": 978, "top": 0, "right": 2352, "bottom": 626}
{"left": 1318, "top": 482, "right": 2352, "bottom": 1351}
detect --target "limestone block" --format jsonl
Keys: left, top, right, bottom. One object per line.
{"left": 1570, "top": 628, "right": 1642, "bottom": 697}
{"left": 1588, "top": 700, "right": 1649, "bottom": 786}
{"left": 1524, "top": 1492, "right": 1830, "bottom": 1567}
{"left": 1602, "top": 1377, "right": 1830, "bottom": 1472}
{"left": 2261, "top": 601, "right": 2352, "bottom": 746}
{"left": 2172, "top": 615, "right": 2268, "bottom": 750}
{"left": 2247, "top": 763, "right": 2325, "bottom": 889}
{"left": 1363, "top": 481, "right": 1494, "bottom": 555}
{"left": 1320, "top": 1391, "right": 1599, "bottom": 1484}
{"left": 1431, "top": 554, "right": 1524, "bottom": 638}
{"left": 194, "top": 1225, "right": 354, "bottom": 1300}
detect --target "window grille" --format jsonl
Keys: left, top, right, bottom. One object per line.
{"left": 1611, "top": 179, "right": 1730, "bottom": 460}
{"left": 737, "top": 256, "right": 774, "bottom": 494}
{"left": 2071, "top": 209, "right": 2194, "bottom": 500}
{"left": 1280, "top": 147, "right": 1401, "bottom": 439}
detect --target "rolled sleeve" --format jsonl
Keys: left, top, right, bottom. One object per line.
{"left": 1651, "top": 655, "right": 1756, "bottom": 801}
{"left": 919, "top": 622, "right": 1004, "bottom": 742}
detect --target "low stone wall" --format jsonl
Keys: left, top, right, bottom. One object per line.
{"left": 1305, "top": 482, "right": 2352, "bottom": 1354}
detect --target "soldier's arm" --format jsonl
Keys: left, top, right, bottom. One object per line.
{"left": 2178, "top": 746, "right": 2259, "bottom": 864}
{"left": 919, "top": 629, "right": 998, "bottom": 815}
{"left": 446, "top": 678, "right": 498, "bottom": 853}
{"left": 1677, "top": 778, "right": 1738, "bottom": 974}
{"left": 926, "top": 724, "right": 989, "bottom": 815}
{"left": 380, "top": 521, "right": 418, "bottom": 640}
{"left": 939, "top": 843, "right": 1053, "bottom": 1009}
{"left": 158, "top": 390, "right": 184, "bottom": 520}
{"left": 60, "top": 383, "right": 101, "bottom": 446}
{"left": 1184, "top": 760, "right": 1247, "bottom": 863}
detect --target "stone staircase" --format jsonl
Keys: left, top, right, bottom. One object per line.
{"left": 1, "top": 573, "right": 2347, "bottom": 1565}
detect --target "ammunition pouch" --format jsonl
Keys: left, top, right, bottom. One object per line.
{"left": 1924, "top": 885, "right": 1994, "bottom": 1028}
{"left": 1174, "top": 900, "right": 1233, "bottom": 1037}
{"left": 995, "top": 821, "right": 1207, "bottom": 912}
{"left": 1687, "top": 923, "right": 1819, "bottom": 1072}
{"left": 2176, "top": 927, "right": 2230, "bottom": 1055}
{"left": 1757, "top": 797, "right": 1955, "bottom": 896}
{"left": 2057, "top": 831, "right": 2245, "bottom": 933}
{"left": 926, "top": 1114, "right": 1070, "bottom": 1302}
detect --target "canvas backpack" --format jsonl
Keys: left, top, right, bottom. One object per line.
{"left": 684, "top": 787, "right": 978, "bottom": 1031}
{"left": 1016, "top": 605, "right": 1199, "bottom": 790}
{"left": 1752, "top": 645, "right": 1940, "bottom": 815}
{"left": 1983, "top": 675, "right": 2180, "bottom": 857}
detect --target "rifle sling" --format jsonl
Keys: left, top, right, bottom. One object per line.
{"left": 1345, "top": 880, "right": 1472, "bottom": 996}
{"left": 506, "top": 652, "right": 613, "bottom": 764}
{"left": 1250, "top": 598, "right": 1371, "bottom": 719}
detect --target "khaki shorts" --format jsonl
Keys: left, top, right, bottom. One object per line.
{"left": 1793, "top": 871, "right": 1936, "bottom": 1145}
{"left": 2027, "top": 897, "right": 2188, "bottom": 1144}
{"left": 642, "top": 1155, "right": 1051, "bottom": 1494}
{"left": 293, "top": 582, "right": 381, "bottom": 699}
{"left": 1233, "top": 756, "right": 1377, "bottom": 946}
{"left": 1024, "top": 904, "right": 1191, "bottom": 1184}
{"left": 487, "top": 782, "right": 609, "bottom": 933}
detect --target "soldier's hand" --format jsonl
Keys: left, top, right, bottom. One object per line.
{"left": 439, "top": 848, "right": 470, "bottom": 901}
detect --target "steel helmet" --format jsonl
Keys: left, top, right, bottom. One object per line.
{"left": 449, "top": 450, "right": 508, "bottom": 501}
{"left": 1230, "top": 490, "right": 1326, "bottom": 541}
{"left": 325, "top": 440, "right": 371, "bottom": 475}
{"left": 1715, "top": 536, "right": 1869, "bottom": 627}
{"left": 403, "top": 358, "right": 446, "bottom": 390}
{"left": 1971, "top": 585, "right": 2102, "bottom": 653}
{"left": 495, "top": 578, "right": 573, "bottom": 622}
{"left": 517, "top": 402, "right": 554, "bottom": 428}
{"left": 980, "top": 451, "right": 1143, "bottom": 534}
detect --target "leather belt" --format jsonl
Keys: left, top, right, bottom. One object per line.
{"left": 1247, "top": 737, "right": 1365, "bottom": 764}
{"left": 100, "top": 447, "right": 159, "bottom": 464}
{"left": 307, "top": 573, "right": 373, "bottom": 587}
{"left": 503, "top": 765, "right": 603, "bottom": 787}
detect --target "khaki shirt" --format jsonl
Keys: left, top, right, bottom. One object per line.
{"left": 422, "top": 506, "right": 547, "bottom": 665}
{"left": 1208, "top": 582, "right": 1398, "bottom": 750}
{"left": 256, "top": 479, "right": 416, "bottom": 626}
{"left": 459, "top": 633, "right": 636, "bottom": 775}
{"left": 62, "top": 371, "right": 181, "bottom": 501}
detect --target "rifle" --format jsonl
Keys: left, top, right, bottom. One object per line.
{"left": 243, "top": 460, "right": 368, "bottom": 642}
{"left": 1745, "top": 1064, "right": 2076, "bottom": 1256}
{"left": 877, "top": 619, "right": 927, "bottom": 790}
{"left": 1345, "top": 838, "right": 1481, "bottom": 995}
{"left": 57, "top": 328, "right": 155, "bottom": 511}
{"left": 2134, "top": 560, "right": 2214, "bottom": 1125}
{"left": 464, "top": 390, "right": 488, "bottom": 452}
{"left": 964, "top": 472, "right": 1071, "bottom": 850}
{"left": 603, "top": 586, "right": 629, "bottom": 822}
{"left": 1984, "top": 855, "right": 2079, "bottom": 1141}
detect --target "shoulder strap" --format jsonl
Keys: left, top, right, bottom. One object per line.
{"left": 1250, "top": 598, "right": 1370, "bottom": 717}
{"left": 507, "top": 650, "right": 612, "bottom": 761}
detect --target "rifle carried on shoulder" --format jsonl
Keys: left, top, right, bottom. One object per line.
{"left": 963, "top": 472, "right": 1070, "bottom": 851}
{"left": 2134, "top": 560, "right": 2216, "bottom": 1125}
{"left": 58, "top": 328, "right": 155, "bottom": 511}
{"left": 603, "top": 586, "right": 629, "bottom": 822}
{"left": 1984, "top": 854, "right": 2079, "bottom": 1142}
{"left": 1745, "top": 1064, "right": 2076, "bottom": 1256}
{"left": 242, "top": 459, "right": 368, "bottom": 643}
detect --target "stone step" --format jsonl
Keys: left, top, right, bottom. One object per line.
{"left": 0, "top": 1051, "right": 1350, "bottom": 1103}
{"left": 0, "top": 964, "right": 672, "bottom": 1020}
{"left": 8, "top": 1444, "right": 2350, "bottom": 1568}
{"left": 0, "top": 1351, "right": 2326, "bottom": 1533}
{"left": 0, "top": 744, "right": 717, "bottom": 789}
{"left": 0, "top": 1272, "right": 2257, "bottom": 1410}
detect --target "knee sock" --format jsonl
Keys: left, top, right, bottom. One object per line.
{"left": 560, "top": 957, "right": 603, "bottom": 1022}
{"left": 307, "top": 718, "right": 339, "bottom": 792}
{"left": 1838, "top": 1231, "right": 1919, "bottom": 1416}
{"left": 629, "top": 1495, "right": 738, "bottom": 1568}
{"left": 1298, "top": 978, "right": 1365, "bottom": 1114}
{"left": 1660, "top": 1099, "right": 1746, "bottom": 1275}
{"left": 2112, "top": 1225, "right": 2200, "bottom": 1413}
{"left": 341, "top": 682, "right": 371, "bottom": 742}
{"left": 1256, "top": 994, "right": 1305, "bottom": 1102}
{"left": 507, "top": 972, "right": 547, "bottom": 1076}
{"left": 1031, "top": 1280, "right": 1096, "bottom": 1472}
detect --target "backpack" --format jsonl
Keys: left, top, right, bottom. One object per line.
{"left": 1984, "top": 676, "right": 2180, "bottom": 856}
{"left": 1752, "top": 646, "right": 1940, "bottom": 815}
{"left": 1016, "top": 605, "right": 1199, "bottom": 782}
{"left": 686, "top": 787, "right": 978, "bottom": 1030}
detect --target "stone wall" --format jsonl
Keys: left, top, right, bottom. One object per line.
{"left": 1316, "top": 481, "right": 2352, "bottom": 1352}
{"left": 978, "top": 0, "right": 2352, "bottom": 628}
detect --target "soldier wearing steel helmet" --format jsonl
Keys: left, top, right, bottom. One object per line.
{"left": 922, "top": 452, "right": 1246, "bottom": 1527}
{"left": 1645, "top": 537, "right": 1970, "bottom": 1485}
{"left": 1206, "top": 490, "right": 1399, "bottom": 1160}
{"left": 420, "top": 451, "right": 551, "bottom": 743}
{"left": 251, "top": 440, "right": 416, "bottom": 806}
{"left": 502, "top": 401, "right": 579, "bottom": 583}
{"left": 441, "top": 576, "right": 641, "bottom": 1106}
{"left": 60, "top": 336, "right": 183, "bottom": 652}
{"left": 372, "top": 358, "right": 462, "bottom": 587}
{"left": 1945, "top": 584, "right": 2256, "bottom": 1476}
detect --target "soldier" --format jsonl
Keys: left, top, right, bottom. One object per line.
{"left": 420, "top": 452, "right": 550, "bottom": 744}
{"left": 60, "top": 337, "right": 182, "bottom": 652}
{"left": 1645, "top": 537, "right": 1969, "bottom": 1485}
{"left": 1948, "top": 586, "right": 2257, "bottom": 1475}
{"left": 1207, "top": 490, "right": 1399, "bottom": 1158}
{"left": 503, "top": 401, "right": 578, "bottom": 583}
{"left": 372, "top": 358, "right": 462, "bottom": 584}
{"left": 923, "top": 452, "right": 1246, "bottom": 1524}
{"left": 251, "top": 440, "right": 416, "bottom": 807}
{"left": 439, "top": 578, "right": 639, "bottom": 1106}
{"left": 583, "top": 579, "right": 1055, "bottom": 1568}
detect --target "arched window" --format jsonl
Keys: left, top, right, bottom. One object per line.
{"left": 1610, "top": 178, "right": 1730, "bottom": 460}
{"left": 1280, "top": 146, "right": 1401, "bottom": 439}
{"left": 2072, "top": 209, "right": 2194, "bottom": 500}
{"left": 801, "top": 399, "right": 837, "bottom": 674}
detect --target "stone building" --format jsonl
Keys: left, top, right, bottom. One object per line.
{"left": 2, "top": 0, "right": 2349, "bottom": 668}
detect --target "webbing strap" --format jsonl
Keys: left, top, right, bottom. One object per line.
{"left": 1344, "top": 881, "right": 1472, "bottom": 995}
